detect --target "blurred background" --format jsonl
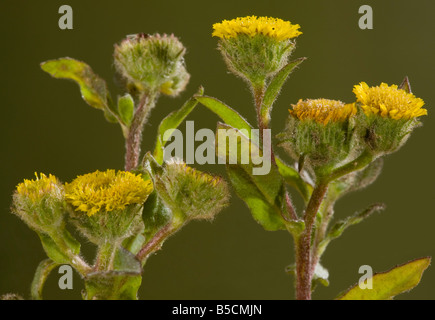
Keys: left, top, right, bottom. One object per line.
{"left": 0, "top": 0, "right": 434, "bottom": 300}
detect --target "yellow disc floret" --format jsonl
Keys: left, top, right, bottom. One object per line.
{"left": 65, "top": 170, "right": 153, "bottom": 216}
{"left": 16, "top": 173, "right": 63, "bottom": 203}
{"left": 353, "top": 82, "right": 427, "bottom": 120}
{"left": 212, "top": 16, "right": 302, "bottom": 41}
{"left": 289, "top": 99, "right": 357, "bottom": 125}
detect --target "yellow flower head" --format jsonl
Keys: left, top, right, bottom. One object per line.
{"left": 16, "top": 173, "right": 63, "bottom": 203}
{"left": 65, "top": 170, "right": 153, "bottom": 216}
{"left": 212, "top": 16, "right": 302, "bottom": 41}
{"left": 289, "top": 99, "right": 357, "bottom": 125}
{"left": 353, "top": 82, "right": 427, "bottom": 120}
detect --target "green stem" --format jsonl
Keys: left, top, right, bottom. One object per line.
{"left": 31, "top": 259, "right": 59, "bottom": 300}
{"left": 326, "top": 149, "right": 374, "bottom": 184}
{"left": 95, "top": 241, "right": 119, "bottom": 271}
{"left": 253, "top": 84, "right": 267, "bottom": 135}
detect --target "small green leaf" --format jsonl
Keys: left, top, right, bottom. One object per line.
{"left": 337, "top": 257, "right": 431, "bottom": 300}
{"left": 41, "top": 58, "right": 118, "bottom": 123}
{"left": 153, "top": 87, "right": 204, "bottom": 164}
{"left": 327, "top": 203, "right": 385, "bottom": 241}
{"left": 60, "top": 228, "right": 81, "bottom": 255}
{"left": 195, "top": 95, "right": 255, "bottom": 138}
{"left": 114, "top": 247, "right": 142, "bottom": 274}
{"left": 38, "top": 233, "right": 70, "bottom": 264}
{"left": 118, "top": 94, "right": 134, "bottom": 126}
{"left": 217, "top": 123, "right": 286, "bottom": 231}
{"left": 275, "top": 157, "right": 312, "bottom": 202}
{"left": 261, "top": 58, "right": 306, "bottom": 127}
{"left": 141, "top": 190, "right": 172, "bottom": 242}
{"left": 38, "top": 229, "right": 81, "bottom": 264}
{"left": 31, "top": 259, "right": 59, "bottom": 300}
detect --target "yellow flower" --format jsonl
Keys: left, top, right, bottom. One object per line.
{"left": 65, "top": 170, "right": 153, "bottom": 216}
{"left": 289, "top": 99, "right": 357, "bottom": 125}
{"left": 16, "top": 173, "right": 63, "bottom": 203}
{"left": 212, "top": 16, "right": 302, "bottom": 41}
{"left": 353, "top": 82, "right": 427, "bottom": 120}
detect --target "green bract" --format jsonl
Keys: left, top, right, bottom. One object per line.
{"left": 359, "top": 113, "right": 420, "bottom": 157}
{"left": 217, "top": 34, "right": 295, "bottom": 86}
{"left": 147, "top": 156, "right": 230, "bottom": 224}
{"left": 277, "top": 116, "right": 358, "bottom": 176}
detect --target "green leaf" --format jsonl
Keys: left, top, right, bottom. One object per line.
{"left": 153, "top": 87, "right": 204, "bottom": 164}
{"left": 327, "top": 203, "right": 386, "bottom": 241}
{"left": 195, "top": 95, "right": 255, "bottom": 138}
{"left": 38, "top": 233, "right": 70, "bottom": 264}
{"left": 196, "top": 94, "right": 310, "bottom": 202}
{"left": 38, "top": 229, "right": 81, "bottom": 264}
{"left": 141, "top": 190, "right": 172, "bottom": 242}
{"left": 41, "top": 58, "right": 118, "bottom": 123}
{"left": 275, "top": 157, "right": 312, "bottom": 202}
{"left": 31, "top": 259, "right": 59, "bottom": 300}
{"left": 337, "top": 257, "right": 431, "bottom": 300}
{"left": 114, "top": 247, "right": 142, "bottom": 274}
{"left": 261, "top": 58, "right": 306, "bottom": 127}
{"left": 217, "top": 123, "right": 286, "bottom": 231}
{"left": 117, "top": 94, "right": 134, "bottom": 126}
{"left": 317, "top": 203, "right": 385, "bottom": 257}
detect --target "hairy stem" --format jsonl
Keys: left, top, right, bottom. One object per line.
{"left": 326, "top": 149, "right": 373, "bottom": 183}
{"left": 296, "top": 181, "right": 328, "bottom": 300}
{"left": 125, "top": 93, "right": 156, "bottom": 171}
{"left": 95, "top": 241, "right": 120, "bottom": 272}
{"left": 31, "top": 259, "right": 59, "bottom": 300}
{"left": 136, "top": 223, "right": 175, "bottom": 265}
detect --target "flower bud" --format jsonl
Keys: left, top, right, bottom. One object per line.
{"left": 114, "top": 33, "right": 190, "bottom": 96}
{"left": 152, "top": 158, "right": 230, "bottom": 223}
{"left": 65, "top": 170, "right": 153, "bottom": 244}
{"left": 277, "top": 99, "right": 358, "bottom": 176}
{"left": 12, "top": 173, "right": 65, "bottom": 233}
{"left": 213, "top": 16, "right": 302, "bottom": 86}
{"left": 353, "top": 82, "right": 427, "bottom": 156}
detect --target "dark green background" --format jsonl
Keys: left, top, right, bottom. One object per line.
{"left": 1, "top": 0, "right": 434, "bottom": 300}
